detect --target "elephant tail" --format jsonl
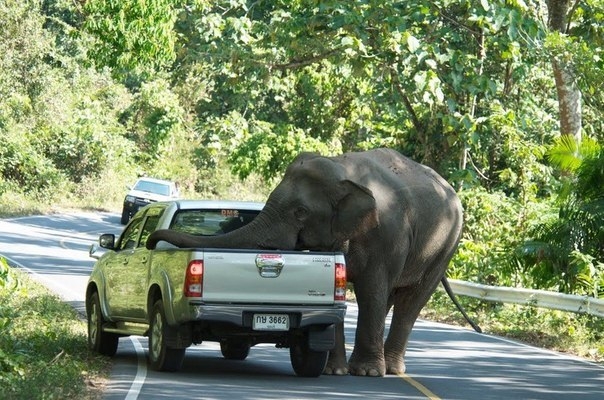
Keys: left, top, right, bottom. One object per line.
{"left": 441, "top": 277, "right": 482, "bottom": 333}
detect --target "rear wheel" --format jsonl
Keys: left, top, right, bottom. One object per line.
{"left": 87, "top": 292, "right": 119, "bottom": 356}
{"left": 220, "top": 340, "right": 251, "bottom": 360}
{"left": 148, "top": 300, "right": 186, "bottom": 371}
{"left": 289, "top": 334, "right": 328, "bottom": 377}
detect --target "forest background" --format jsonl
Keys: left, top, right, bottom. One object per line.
{"left": 1, "top": 0, "right": 603, "bottom": 362}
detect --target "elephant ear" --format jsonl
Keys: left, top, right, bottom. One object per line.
{"left": 333, "top": 180, "right": 379, "bottom": 239}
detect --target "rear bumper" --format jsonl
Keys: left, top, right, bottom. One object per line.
{"left": 187, "top": 302, "right": 347, "bottom": 328}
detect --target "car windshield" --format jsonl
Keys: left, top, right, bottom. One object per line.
{"left": 170, "top": 209, "right": 261, "bottom": 236}
{"left": 134, "top": 180, "right": 170, "bottom": 196}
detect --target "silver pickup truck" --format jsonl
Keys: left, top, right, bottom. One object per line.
{"left": 86, "top": 200, "right": 347, "bottom": 377}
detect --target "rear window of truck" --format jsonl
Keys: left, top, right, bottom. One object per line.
{"left": 169, "top": 209, "right": 260, "bottom": 236}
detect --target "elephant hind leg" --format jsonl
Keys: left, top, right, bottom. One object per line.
{"left": 324, "top": 322, "right": 349, "bottom": 376}
{"left": 384, "top": 280, "right": 440, "bottom": 375}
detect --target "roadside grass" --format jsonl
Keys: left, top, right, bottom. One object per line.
{"left": 0, "top": 187, "right": 121, "bottom": 219}
{"left": 0, "top": 259, "right": 111, "bottom": 400}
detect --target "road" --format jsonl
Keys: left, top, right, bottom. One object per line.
{"left": 0, "top": 212, "right": 602, "bottom": 400}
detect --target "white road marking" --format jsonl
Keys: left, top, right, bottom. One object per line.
{"left": 125, "top": 337, "right": 147, "bottom": 400}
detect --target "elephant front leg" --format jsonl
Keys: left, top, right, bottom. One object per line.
{"left": 323, "top": 321, "right": 349, "bottom": 375}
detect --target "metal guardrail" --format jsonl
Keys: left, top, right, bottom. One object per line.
{"left": 446, "top": 279, "right": 604, "bottom": 318}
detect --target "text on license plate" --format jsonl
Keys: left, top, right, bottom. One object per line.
{"left": 253, "top": 314, "right": 289, "bottom": 331}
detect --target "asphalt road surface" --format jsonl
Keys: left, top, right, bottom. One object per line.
{"left": 1, "top": 212, "right": 602, "bottom": 400}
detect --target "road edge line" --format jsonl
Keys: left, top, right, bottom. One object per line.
{"left": 124, "top": 337, "right": 147, "bottom": 400}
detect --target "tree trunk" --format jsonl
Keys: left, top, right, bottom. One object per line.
{"left": 547, "top": 0, "right": 582, "bottom": 142}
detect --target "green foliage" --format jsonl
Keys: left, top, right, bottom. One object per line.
{"left": 228, "top": 120, "right": 337, "bottom": 181}
{"left": 548, "top": 135, "right": 601, "bottom": 174}
{"left": 122, "top": 77, "right": 189, "bottom": 168}
{"left": 0, "top": 131, "right": 64, "bottom": 195}
{"left": 517, "top": 137, "right": 604, "bottom": 297}
{"left": 82, "top": 0, "right": 178, "bottom": 80}
{"left": 451, "top": 187, "right": 525, "bottom": 286}
{"left": 0, "top": 0, "right": 138, "bottom": 204}
{"left": 0, "top": 257, "right": 22, "bottom": 293}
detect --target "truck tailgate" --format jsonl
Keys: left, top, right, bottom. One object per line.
{"left": 201, "top": 250, "right": 342, "bottom": 305}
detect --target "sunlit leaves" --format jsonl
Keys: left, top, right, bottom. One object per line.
{"left": 404, "top": 33, "right": 421, "bottom": 53}
{"left": 228, "top": 121, "right": 335, "bottom": 181}
{"left": 82, "top": 0, "right": 178, "bottom": 79}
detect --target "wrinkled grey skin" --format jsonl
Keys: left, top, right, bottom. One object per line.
{"left": 147, "top": 148, "right": 464, "bottom": 377}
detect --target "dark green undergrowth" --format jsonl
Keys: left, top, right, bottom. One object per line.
{"left": 0, "top": 259, "right": 111, "bottom": 400}
{"left": 421, "top": 290, "right": 604, "bottom": 364}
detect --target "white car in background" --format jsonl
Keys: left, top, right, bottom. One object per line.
{"left": 121, "top": 177, "right": 180, "bottom": 224}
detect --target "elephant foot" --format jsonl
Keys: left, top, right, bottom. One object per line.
{"left": 324, "top": 351, "right": 349, "bottom": 375}
{"left": 385, "top": 358, "right": 406, "bottom": 375}
{"left": 323, "top": 362, "right": 349, "bottom": 376}
{"left": 348, "top": 356, "right": 386, "bottom": 377}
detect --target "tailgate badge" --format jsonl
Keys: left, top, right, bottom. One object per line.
{"left": 255, "top": 254, "right": 284, "bottom": 278}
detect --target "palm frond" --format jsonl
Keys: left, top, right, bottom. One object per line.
{"left": 548, "top": 135, "right": 582, "bottom": 172}
{"left": 575, "top": 148, "right": 604, "bottom": 200}
{"left": 547, "top": 135, "right": 600, "bottom": 173}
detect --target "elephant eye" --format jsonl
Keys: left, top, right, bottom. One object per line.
{"left": 294, "top": 206, "right": 309, "bottom": 221}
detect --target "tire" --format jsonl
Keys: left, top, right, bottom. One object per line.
{"left": 120, "top": 207, "right": 130, "bottom": 225}
{"left": 87, "top": 292, "right": 119, "bottom": 356}
{"left": 289, "top": 334, "right": 329, "bottom": 377}
{"left": 148, "top": 300, "right": 186, "bottom": 372}
{"left": 220, "top": 340, "right": 251, "bottom": 360}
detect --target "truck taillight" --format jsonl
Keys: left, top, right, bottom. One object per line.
{"left": 184, "top": 260, "right": 203, "bottom": 297}
{"left": 334, "top": 262, "right": 347, "bottom": 301}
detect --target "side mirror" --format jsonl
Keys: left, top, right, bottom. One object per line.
{"left": 99, "top": 233, "right": 116, "bottom": 249}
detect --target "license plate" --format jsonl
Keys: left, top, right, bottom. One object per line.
{"left": 252, "top": 314, "right": 289, "bottom": 331}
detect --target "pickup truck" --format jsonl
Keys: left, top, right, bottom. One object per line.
{"left": 86, "top": 200, "right": 347, "bottom": 377}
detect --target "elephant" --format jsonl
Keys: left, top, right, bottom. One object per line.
{"left": 146, "top": 148, "right": 480, "bottom": 376}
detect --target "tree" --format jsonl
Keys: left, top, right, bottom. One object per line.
{"left": 547, "top": 0, "right": 582, "bottom": 141}
{"left": 173, "top": 1, "right": 557, "bottom": 186}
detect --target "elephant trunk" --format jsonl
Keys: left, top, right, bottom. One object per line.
{"left": 145, "top": 204, "right": 294, "bottom": 251}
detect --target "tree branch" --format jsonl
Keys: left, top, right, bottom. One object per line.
{"left": 389, "top": 68, "right": 423, "bottom": 136}
{"left": 269, "top": 48, "right": 341, "bottom": 71}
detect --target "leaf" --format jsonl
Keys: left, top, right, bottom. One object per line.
{"left": 425, "top": 59, "right": 437, "bottom": 69}
{"left": 405, "top": 33, "right": 420, "bottom": 53}
{"left": 548, "top": 135, "right": 581, "bottom": 172}
{"left": 341, "top": 36, "right": 354, "bottom": 47}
